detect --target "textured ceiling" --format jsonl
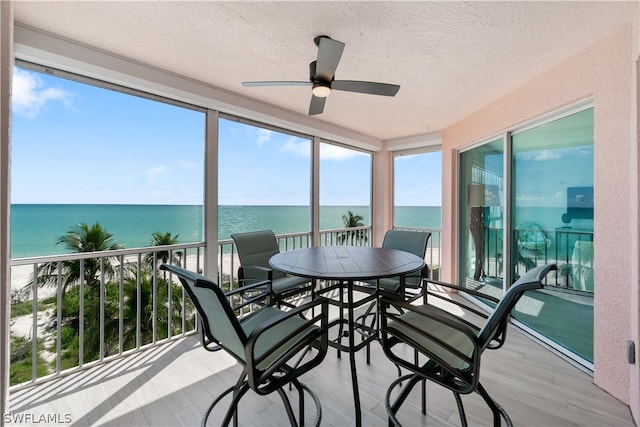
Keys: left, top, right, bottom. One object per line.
{"left": 12, "top": 1, "right": 637, "bottom": 141}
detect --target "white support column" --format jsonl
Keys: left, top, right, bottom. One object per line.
{"left": 0, "top": 0, "right": 13, "bottom": 418}
{"left": 311, "top": 136, "right": 320, "bottom": 247}
{"left": 372, "top": 148, "right": 392, "bottom": 246}
{"left": 204, "top": 110, "right": 219, "bottom": 279}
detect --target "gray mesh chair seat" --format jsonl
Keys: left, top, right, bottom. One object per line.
{"left": 160, "top": 264, "right": 328, "bottom": 427}
{"left": 232, "top": 230, "right": 315, "bottom": 306}
{"left": 380, "top": 264, "right": 557, "bottom": 426}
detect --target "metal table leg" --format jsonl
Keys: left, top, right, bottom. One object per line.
{"left": 347, "top": 280, "right": 362, "bottom": 427}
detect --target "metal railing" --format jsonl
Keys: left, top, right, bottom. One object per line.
{"left": 479, "top": 226, "right": 594, "bottom": 292}
{"left": 9, "top": 243, "right": 205, "bottom": 390}
{"left": 9, "top": 226, "right": 442, "bottom": 389}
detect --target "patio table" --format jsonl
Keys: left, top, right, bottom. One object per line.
{"left": 269, "top": 245, "right": 425, "bottom": 427}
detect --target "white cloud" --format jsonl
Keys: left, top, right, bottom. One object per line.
{"left": 12, "top": 68, "right": 72, "bottom": 118}
{"left": 280, "top": 136, "right": 311, "bottom": 157}
{"left": 256, "top": 128, "right": 272, "bottom": 146}
{"left": 320, "top": 144, "right": 365, "bottom": 161}
{"left": 534, "top": 150, "right": 561, "bottom": 161}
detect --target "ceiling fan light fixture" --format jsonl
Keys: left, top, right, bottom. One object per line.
{"left": 312, "top": 83, "right": 331, "bottom": 98}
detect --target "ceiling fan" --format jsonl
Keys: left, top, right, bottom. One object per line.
{"left": 242, "top": 35, "right": 400, "bottom": 115}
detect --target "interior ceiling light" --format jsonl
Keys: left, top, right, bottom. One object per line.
{"left": 312, "top": 83, "right": 331, "bottom": 98}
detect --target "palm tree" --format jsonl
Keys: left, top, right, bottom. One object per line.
{"left": 338, "top": 211, "right": 369, "bottom": 245}
{"left": 144, "top": 231, "right": 181, "bottom": 270}
{"left": 120, "top": 263, "right": 196, "bottom": 349}
{"left": 26, "top": 223, "right": 123, "bottom": 364}
{"left": 29, "top": 222, "right": 122, "bottom": 295}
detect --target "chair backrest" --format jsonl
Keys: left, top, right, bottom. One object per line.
{"left": 159, "top": 264, "right": 247, "bottom": 361}
{"left": 232, "top": 230, "right": 286, "bottom": 280}
{"left": 382, "top": 229, "right": 431, "bottom": 285}
{"left": 477, "top": 263, "right": 556, "bottom": 350}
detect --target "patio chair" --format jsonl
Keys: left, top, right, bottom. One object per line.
{"left": 356, "top": 229, "right": 430, "bottom": 362}
{"left": 159, "top": 264, "right": 329, "bottom": 427}
{"left": 356, "top": 229, "right": 430, "bottom": 312}
{"left": 232, "top": 230, "right": 314, "bottom": 307}
{"left": 516, "top": 222, "right": 551, "bottom": 271}
{"left": 375, "top": 229, "right": 431, "bottom": 298}
{"left": 380, "top": 263, "right": 557, "bottom": 426}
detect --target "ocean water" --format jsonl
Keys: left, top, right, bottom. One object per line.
{"left": 10, "top": 204, "right": 442, "bottom": 258}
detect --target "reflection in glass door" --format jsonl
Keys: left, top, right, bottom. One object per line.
{"left": 458, "top": 107, "right": 594, "bottom": 366}
{"left": 511, "top": 108, "right": 594, "bottom": 364}
{"left": 459, "top": 139, "right": 504, "bottom": 292}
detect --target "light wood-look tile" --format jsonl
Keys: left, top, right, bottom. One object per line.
{"left": 8, "top": 311, "right": 635, "bottom": 427}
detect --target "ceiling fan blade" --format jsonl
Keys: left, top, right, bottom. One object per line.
{"left": 242, "top": 81, "right": 312, "bottom": 87}
{"left": 332, "top": 80, "right": 400, "bottom": 96}
{"left": 315, "top": 37, "right": 345, "bottom": 81}
{"left": 309, "top": 95, "right": 326, "bottom": 115}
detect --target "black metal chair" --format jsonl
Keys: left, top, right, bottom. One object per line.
{"left": 232, "top": 230, "right": 315, "bottom": 307}
{"left": 160, "top": 264, "right": 328, "bottom": 427}
{"left": 380, "top": 263, "right": 557, "bottom": 427}
{"left": 370, "top": 229, "right": 431, "bottom": 299}
{"left": 356, "top": 229, "right": 431, "bottom": 362}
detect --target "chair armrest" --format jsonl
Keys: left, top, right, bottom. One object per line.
{"left": 225, "top": 279, "right": 272, "bottom": 296}
{"left": 380, "top": 296, "right": 481, "bottom": 393}
{"left": 245, "top": 298, "right": 329, "bottom": 393}
{"left": 239, "top": 264, "right": 274, "bottom": 280}
{"left": 223, "top": 279, "right": 272, "bottom": 310}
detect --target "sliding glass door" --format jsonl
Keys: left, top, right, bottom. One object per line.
{"left": 458, "top": 106, "right": 594, "bottom": 366}
{"left": 459, "top": 139, "right": 504, "bottom": 292}
{"left": 511, "top": 108, "right": 594, "bottom": 363}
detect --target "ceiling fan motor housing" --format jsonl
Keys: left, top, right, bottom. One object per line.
{"left": 309, "top": 61, "right": 332, "bottom": 97}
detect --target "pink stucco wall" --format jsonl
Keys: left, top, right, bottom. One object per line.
{"left": 441, "top": 23, "right": 639, "bottom": 418}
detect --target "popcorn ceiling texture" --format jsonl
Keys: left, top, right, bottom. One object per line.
{"left": 11, "top": 1, "right": 636, "bottom": 141}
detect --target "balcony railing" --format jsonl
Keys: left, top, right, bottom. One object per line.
{"left": 9, "top": 243, "right": 206, "bottom": 390}
{"left": 9, "top": 226, "right": 442, "bottom": 389}
{"left": 481, "top": 225, "right": 593, "bottom": 292}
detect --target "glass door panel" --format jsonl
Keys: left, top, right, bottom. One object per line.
{"left": 458, "top": 139, "right": 504, "bottom": 293}
{"left": 511, "top": 108, "right": 594, "bottom": 363}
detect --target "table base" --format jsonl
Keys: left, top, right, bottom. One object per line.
{"left": 318, "top": 280, "right": 379, "bottom": 427}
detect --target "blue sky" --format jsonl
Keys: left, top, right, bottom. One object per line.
{"left": 11, "top": 67, "right": 442, "bottom": 206}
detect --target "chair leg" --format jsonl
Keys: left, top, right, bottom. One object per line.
{"left": 475, "top": 382, "right": 512, "bottom": 427}
{"left": 276, "top": 387, "right": 298, "bottom": 426}
{"left": 210, "top": 381, "right": 250, "bottom": 427}
{"left": 385, "top": 373, "right": 422, "bottom": 427}
{"left": 201, "top": 385, "right": 234, "bottom": 427}
{"left": 453, "top": 392, "right": 468, "bottom": 427}
{"left": 413, "top": 350, "right": 427, "bottom": 415}
{"left": 276, "top": 380, "right": 323, "bottom": 427}
{"left": 421, "top": 379, "right": 426, "bottom": 415}
{"left": 291, "top": 378, "right": 306, "bottom": 426}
